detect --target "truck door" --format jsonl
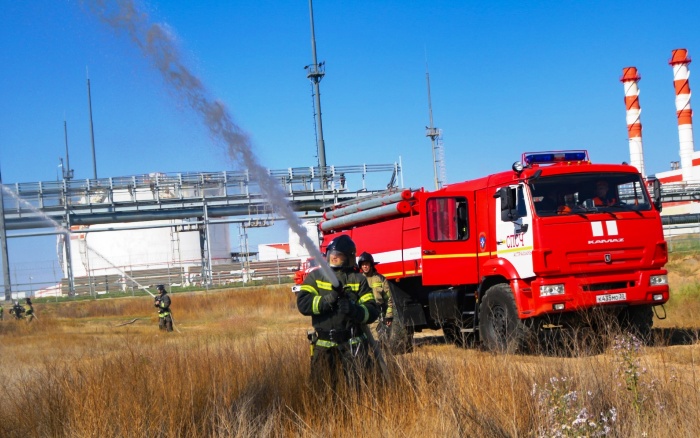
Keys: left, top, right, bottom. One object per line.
{"left": 420, "top": 195, "right": 477, "bottom": 286}
{"left": 494, "top": 184, "right": 535, "bottom": 278}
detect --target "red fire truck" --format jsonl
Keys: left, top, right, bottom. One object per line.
{"left": 315, "top": 150, "right": 669, "bottom": 352}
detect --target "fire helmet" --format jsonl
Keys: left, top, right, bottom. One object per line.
{"left": 358, "top": 252, "right": 378, "bottom": 267}
{"left": 157, "top": 284, "right": 166, "bottom": 293}
{"left": 325, "top": 235, "right": 356, "bottom": 268}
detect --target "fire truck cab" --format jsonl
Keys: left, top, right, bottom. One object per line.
{"left": 319, "top": 150, "right": 669, "bottom": 352}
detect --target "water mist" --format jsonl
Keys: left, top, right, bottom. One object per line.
{"left": 83, "top": 0, "right": 339, "bottom": 285}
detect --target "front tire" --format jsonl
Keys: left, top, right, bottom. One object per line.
{"left": 388, "top": 316, "right": 414, "bottom": 354}
{"left": 618, "top": 305, "right": 653, "bottom": 344}
{"left": 479, "top": 283, "right": 528, "bottom": 353}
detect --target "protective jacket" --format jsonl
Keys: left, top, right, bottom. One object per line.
{"left": 156, "top": 293, "right": 171, "bottom": 317}
{"left": 593, "top": 195, "right": 617, "bottom": 206}
{"left": 11, "top": 303, "right": 25, "bottom": 319}
{"left": 363, "top": 269, "right": 393, "bottom": 319}
{"left": 297, "top": 267, "right": 380, "bottom": 346}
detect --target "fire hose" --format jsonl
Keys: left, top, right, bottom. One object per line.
{"left": 337, "top": 285, "right": 391, "bottom": 384}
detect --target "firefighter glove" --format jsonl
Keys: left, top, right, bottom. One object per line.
{"left": 324, "top": 290, "right": 339, "bottom": 306}
{"left": 350, "top": 304, "right": 367, "bottom": 323}
{"left": 338, "top": 297, "right": 352, "bottom": 315}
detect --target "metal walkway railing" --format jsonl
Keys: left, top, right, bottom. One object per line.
{"left": 1, "top": 163, "right": 401, "bottom": 230}
{"left": 658, "top": 182, "right": 700, "bottom": 202}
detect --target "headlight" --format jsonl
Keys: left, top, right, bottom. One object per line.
{"left": 540, "top": 284, "right": 565, "bottom": 297}
{"left": 649, "top": 275, "right": 668, "bottom": 286}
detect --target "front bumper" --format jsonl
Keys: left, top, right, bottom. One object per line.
{"left": 519, "top": 269, "right": 669, "bottom": 318}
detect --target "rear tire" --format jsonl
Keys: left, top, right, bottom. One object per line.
{"left": 442, "top": 322, "right": 474, "bottom": 348}
{"left": 479, "top": 283, "right": 528, "bottom": 353}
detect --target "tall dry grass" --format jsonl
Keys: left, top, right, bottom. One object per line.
{"left": 0, "top": 285, "right": 699, "bottom": 437}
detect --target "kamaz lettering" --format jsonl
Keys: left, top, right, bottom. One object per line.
{"left": 588, "top": 238, "right": 625, "bottom": 245}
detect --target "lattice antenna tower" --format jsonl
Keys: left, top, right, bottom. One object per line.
{"left": 425, "top": 62, "right": 446, "bottom": 189}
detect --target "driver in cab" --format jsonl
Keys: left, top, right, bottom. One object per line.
{"left": 593, "top": 180, "right": 617, "bottom": 206}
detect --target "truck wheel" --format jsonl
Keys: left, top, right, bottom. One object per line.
{"left": 388, "top": 316, "right": 414, "bottom": 354}
{"left": 479, "top": 284, "right": 528, "bottom": 353}
{"left": 618, "top": 305, "right": 653, "bottom": 344}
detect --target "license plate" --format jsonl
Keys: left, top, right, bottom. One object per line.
{"left": 596, "top": 292, "right": 627, "bottom": 303}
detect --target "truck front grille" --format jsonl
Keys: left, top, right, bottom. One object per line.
{"left": 567, "top": 247, "right": 645, "bottom": 270}
{"left": 582, "top": 281, "right": 634, "bottom": 292}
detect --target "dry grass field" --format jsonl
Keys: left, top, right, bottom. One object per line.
{"left": 1, "top": 254, "right": 699, "bottom": 437}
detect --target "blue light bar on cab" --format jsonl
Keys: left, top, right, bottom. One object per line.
{"left": 522, "top": 150, "right": 589, "bottom": 166}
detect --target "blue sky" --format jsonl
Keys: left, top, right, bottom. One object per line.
{"left": 1, "top": 0, "right": 699, "bottom": 291}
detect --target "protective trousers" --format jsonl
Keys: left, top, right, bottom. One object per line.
{"left": 159, "top": 314, "right": 173, "bottom": 332}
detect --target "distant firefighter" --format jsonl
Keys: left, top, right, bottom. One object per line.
{"left": 24, "top": 297, "right": 35, "bottom": 322}
{"left": 9, "top": 301, "right": 25, "bottom": 320}
{"left": 154, "top": 285, "right": 173, "bottom": 332}
{"left": 0, "top": 302, "right": 4, "bottom": 321}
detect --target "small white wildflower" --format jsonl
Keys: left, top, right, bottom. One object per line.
{"left": 564, "top": 391, "right": 578, "bottom": 403}
{"left": 572, "top": 417, "right": 586, "bottom": 427}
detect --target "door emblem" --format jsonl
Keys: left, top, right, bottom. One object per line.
{"left": 479, "top": 233, "right": 487, "bottom": 251}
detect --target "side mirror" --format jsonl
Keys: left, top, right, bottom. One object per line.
{"left": 651, "top": 178, "right": 662, "bottom": 212}
{"left": 498, "top": 187, "right": 518, "bottom": 221}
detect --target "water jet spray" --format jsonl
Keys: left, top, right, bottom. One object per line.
{"left": 2, "top": 185, "right": 161, "bottom": 297}
{"left": 84, "top": 0, "right": 340, "bottom": 286}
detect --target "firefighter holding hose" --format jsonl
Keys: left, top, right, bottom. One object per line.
{"left": 154, "top": 284, "right": 173, "bottom": 332}
{"left": 296, "top": 235, "right": 380, "bottom": 388}
{"left": 23, "top": 297, "right": 35, "bottom": 322}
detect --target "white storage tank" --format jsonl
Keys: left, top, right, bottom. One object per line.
{"left": 57, "top": 183, "right": 231, "bottom": 279}
{"left": 60, "top": 220, "right": 230, "bottom": 278}
{"left": 288, "top": 220, "right": 320, "bottom": 258}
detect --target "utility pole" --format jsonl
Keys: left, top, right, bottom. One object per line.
{"left": 305, "top": 0, "right": 328, "bottom": 188}
{"left": 0, "top": 167, "right": 12, "bottom": 301}
{"left": 87, "top": 68, "right": 98, "bottom": 179}
{"left": 63, "top": 120, "right": 74, "bottom": 180}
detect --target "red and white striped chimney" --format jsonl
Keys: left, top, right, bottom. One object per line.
{"left": 621, "top": 67, "right": 645, "bottom": 176}
{"left": 670, "top": 48, "right": 695, "bottom": 181}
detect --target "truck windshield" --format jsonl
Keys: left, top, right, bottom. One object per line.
{"left": 529, "top": 172, "right": 651, "bottom": 217}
